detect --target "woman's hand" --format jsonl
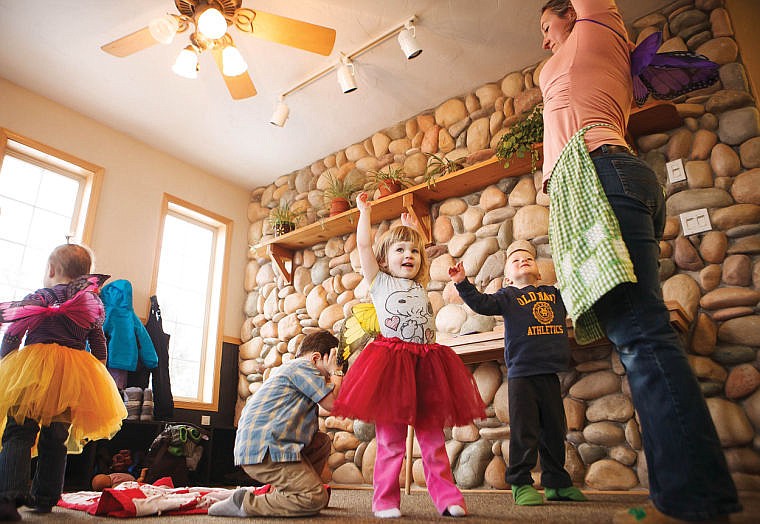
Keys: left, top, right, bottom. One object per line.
{"left": 356, "top": 192, "right": 370, "bottom": 213}
{"left": 448, "top": 261, "right": 466, "bottom": 283}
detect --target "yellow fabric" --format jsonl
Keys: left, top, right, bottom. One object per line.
{"left": 0, "top": 343, "right": 127, "bottom": 455}
{"left": 341, "top": 303, "right": 379, "bottom": 361}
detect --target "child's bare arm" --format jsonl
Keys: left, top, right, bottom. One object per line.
{"left": 356, "top": 192, "right": 380, "bottom": 281}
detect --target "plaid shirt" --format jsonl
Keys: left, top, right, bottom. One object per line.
{"left": 547, "top": 124, "right": 637, "bottom": 344}
{"left": 234, "top": 358, "right": 333, "bottom": 466}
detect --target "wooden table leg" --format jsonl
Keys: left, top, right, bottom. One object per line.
{"left": 405, "top": 425, "right": 414, "bottom": 494}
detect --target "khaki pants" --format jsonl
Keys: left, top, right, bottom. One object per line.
{"left": 241, "top": 432, "right": 331, "bottom": 517}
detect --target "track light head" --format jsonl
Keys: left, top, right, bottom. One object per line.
{"left": 270, "top": 98, "right": 289, "bottom": 127}
{"left": 398, "top": 20, "right": 422, "bottom": 59}
{"left": 337, "top": 54, "right": 357, "bottom": 94}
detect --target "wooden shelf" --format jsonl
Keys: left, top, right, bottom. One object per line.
{"left": 252, "top": 100, "right": 681, "bottom": 282}
{"left": 628, "top": 99, "right": 683, "bottom": 138}
{"left": 252, "top": 150, "right": 541, "bottom": 282}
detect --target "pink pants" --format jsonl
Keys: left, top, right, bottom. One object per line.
{"left": 373, "top": 422, "right": 465, "bottom": 514}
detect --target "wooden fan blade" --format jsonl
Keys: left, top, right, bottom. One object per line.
{"left": 236, "top": 9, "right": 336, "bottom": 56}
{"left": 211, "top": 48, "right": 257, "bottom": 100}
{"left": 101, "top": 27, "right": 158, "bottom": 57}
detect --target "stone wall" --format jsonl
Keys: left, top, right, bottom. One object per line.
{"left": 238, "top": 0, "right": 760, "bottom": 491}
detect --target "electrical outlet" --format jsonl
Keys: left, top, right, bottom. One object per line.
{"left": 201, "top": 415, "right": 211, "bottom": 426}
{"left": 666, "top": 158, "right": 687, "bottom": 184}
{"left": 680, "top": 208, "right": 712, "bottom": 236}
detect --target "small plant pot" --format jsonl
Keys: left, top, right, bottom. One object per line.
{"left": 378, "top": 181, "right": 402, "bottom": 197}
{"left": 274, "top": 221, "right": 296, "bottom": 236}
{"left": 329, "top": 198, "right": 351, "bottom": 216}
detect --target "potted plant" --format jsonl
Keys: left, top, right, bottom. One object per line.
{"left": 495, "top": 104, "right": 544, "bottom": 171}
{"left": 268, "top": 202, "right": 303, "bottom": 236}
{"left": 323, "top": 174, "right": 357, "bottom": 216}
{"left": 368, "top": 166, "right": 411, "bottom": 197}
{"left": 423, "top": 153, "right": 465, "bottom": 189}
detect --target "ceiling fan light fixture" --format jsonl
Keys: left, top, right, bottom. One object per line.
{"left": 337, "top": 55, "right": 357, "bottom": 94}
{"left": 197, "top": 6, "right": 227, "bottom": 40}
{"left": 148, "top": 15, "right": 179, "bottom": 45}
{"left": 270, "top": 98, "right": 289, "bottom": 127}
{"left": 172, "top": 45, "right": 199, "bottom": 79}
{"left": 397, "top": 21, "right": 422, "bottom": 60}
{"left": 222, "top": 44, "right": 248, "bottom": 77}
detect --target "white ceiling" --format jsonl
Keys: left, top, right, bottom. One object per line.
{"left": 0, "top": 0, "right": 668, "bottom": 189}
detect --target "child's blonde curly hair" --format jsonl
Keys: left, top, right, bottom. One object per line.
{"left": 373, "top": 225, "right": 430, "bottom": 287}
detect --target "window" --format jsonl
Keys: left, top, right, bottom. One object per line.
{"left": 0, "top": 129, "right": 103, "bottom": 300}
{"left": 152, "top": 194, "right": 232, "bottom": 410}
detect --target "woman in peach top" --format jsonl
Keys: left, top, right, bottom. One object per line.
{"left": 538, "top": 1, "right": 740, "bottom": 522}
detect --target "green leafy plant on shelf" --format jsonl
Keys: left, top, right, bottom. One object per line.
{"left": 268, "top": 202, "right": 304, "bottom": 236}
{"left": 423, "top": 153, "right": 465, "bottom": 189}
{"left": 367, "top": 166, "right": 411, "bottom": 197}
{"left": 322, "top": 173, "right": 358, "bottom": 216}
{"left": 495, "top": 104, "right": 544, "bottom": 171}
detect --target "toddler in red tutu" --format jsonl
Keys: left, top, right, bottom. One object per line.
{"left": 331, "top": 192, "right": 486, "bottom": 518}
{"left": 0, "top": 244, "right": 126, "bottom": 521}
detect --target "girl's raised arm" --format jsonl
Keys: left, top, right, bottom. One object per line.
{"left": 355, "top": 192, "right": 380, "bottom": 282}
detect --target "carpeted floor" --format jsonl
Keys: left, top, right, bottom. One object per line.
{"left": 13, "top": 488, "right": 760, "bottom": 523}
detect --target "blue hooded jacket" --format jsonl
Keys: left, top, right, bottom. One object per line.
{"left": 101, "top": 279, "right": 159, "bottom": 371}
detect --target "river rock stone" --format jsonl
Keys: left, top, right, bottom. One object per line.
{"left": 666, "top": 188, "right": 733, "bottom": 215}
{"left": 569, "top": 371, "right": 621, "bottom": 400}
{"left": 725, "top": 364, "right": 760, "bottom": 400}
{"left": 731, "top": 169, "right": 760, "bottom": 205}
{"left": 718, "top": 316, "right": 760, "bottom": 346}
{"left": 453, "top": 439, "right": 492, "bottom": 488}
{"left": 700, "top": 287, "right": 760, "bottom": 309}
{"left": 718, "top": 107, "right": 760, "bottom": 145}
{"left": 706, "top": 397, "right": 755, "bottom": 447}
{"left": 587, "top": 394, "right": 634, "bottom": 423}
{"left": 473, "top": 362, "right": 502, "bottom": 405}
{"left": 585, "top": 459, "right": 639, "bottom": 490}
{"left": 711, "top": 143, "right": 742, "bottom": 177}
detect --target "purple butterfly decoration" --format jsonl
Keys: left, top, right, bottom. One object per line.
{"left": 631, "top": 31, "right": 720, "bottom": 107}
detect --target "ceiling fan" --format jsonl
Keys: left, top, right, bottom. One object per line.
{"left": 101, "top": 0, "right": 336, "bottom": 100}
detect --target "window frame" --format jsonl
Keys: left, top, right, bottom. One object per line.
{"left": 150, "top": 193, "right": 232, "bottom": 412}
{"left": 0, "top": 128, "right": 104, "bottom": 246}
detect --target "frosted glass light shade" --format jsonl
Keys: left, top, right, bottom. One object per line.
{"left": 197, "top": 7, "right": 227, "bottom": 39}
{"left": 149, "top": 15, "right": 179, "bottom": 44}
{"left": 172, "top": 46, "right": 199, "bottom": 79}
{"left": 222, "top": 45, "right": 248, "bottom": 76}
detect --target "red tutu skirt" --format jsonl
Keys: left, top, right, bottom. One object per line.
{"left": 331, "top": 336, "right": 486, "bottom": 428}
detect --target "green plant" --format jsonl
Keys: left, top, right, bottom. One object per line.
{"left": 322, "top": 173, "right": 358, "bottom": 204}
{"left": 268, "top": 202, "right": 304, "bottom": 235}
{"left": 423, "top": 153, "right": 465, "bottom": 189}
{"left": 367, "top": 166, "right": 410, "bottom": 188}
{"left": 495, "top": 104, "right": 544, "bottom": 171}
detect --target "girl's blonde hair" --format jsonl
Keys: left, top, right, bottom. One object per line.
{"left": 373, "top": 225, "right": 430, "bottom": 287}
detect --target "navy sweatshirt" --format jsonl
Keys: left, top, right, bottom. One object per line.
{"left": 454, "top": 280, "right": 570, "bottom": 379}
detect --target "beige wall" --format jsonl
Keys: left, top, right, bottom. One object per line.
{"left": 0, "top": 77, "right": 248, "bottom": 339}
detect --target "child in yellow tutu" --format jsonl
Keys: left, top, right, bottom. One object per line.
{"left": 0, "top": 244, "right": 127, "bottom": 521}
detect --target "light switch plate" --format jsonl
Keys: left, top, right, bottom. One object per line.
{"left": 201, "top": 415, "right": 211, "bottom": 426}
{"left": 666, "top": 158, "right": 687, "bottom": 184}
{"left": 680, "top": 208, "right": 712, "bottom": 236}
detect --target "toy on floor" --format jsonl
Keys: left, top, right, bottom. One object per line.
{"left": 91, "top": 472, "right": 136, "bottom": 491}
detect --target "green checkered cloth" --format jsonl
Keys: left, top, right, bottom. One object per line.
{"left": 547, "top": 124, "right": 637, "bottom": 345}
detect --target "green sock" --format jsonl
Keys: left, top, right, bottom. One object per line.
{"left": 545, "top": 486, "right": 587, "bottom": 501}
{"left": 512, "top": 484, "right": 544, "bottom": 506}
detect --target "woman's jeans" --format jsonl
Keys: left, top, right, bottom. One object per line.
{"left": 591, "top": 153, "right": 741, "bottom": 520}
{"left": 0, "top": 417, "right": 70, "bottom": 508}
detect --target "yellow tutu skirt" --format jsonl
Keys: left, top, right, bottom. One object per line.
{"left": 0, "top": 343, "right": 127, "bottom": 455}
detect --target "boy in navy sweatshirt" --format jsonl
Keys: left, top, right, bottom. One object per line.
{"left": 449, "top": 240, "right": 586, "bottom": 506}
